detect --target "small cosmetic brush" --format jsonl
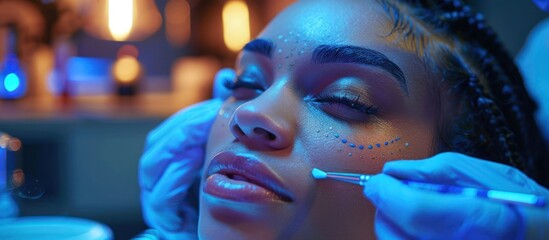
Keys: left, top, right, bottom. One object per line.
{"left": 311, "top": 168, "right": 546, "bottom": 207}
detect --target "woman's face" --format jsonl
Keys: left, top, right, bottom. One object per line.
{"left": 200, "top": 0, "right": 438, "bottom": 239}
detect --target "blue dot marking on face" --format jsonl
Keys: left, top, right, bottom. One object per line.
{"left": 358, "top": 145, "right": 364, "bottom": 150}
{"left": 376, "top": 143, "right": 381, "bottom": 148}
{"left": 334, "top": 133, "right": 339, "bottom": 138}
{"left": 368, "top": 145, "right": 373, "bottom": 149}
{"left": 385, "top": 142, "right": 389, "bottom": 146}
{"left": 342, "top": 139, "right": 348, "bottom": 143}
{"left": 349, "top": 143, "right": 356, "bottom": 147}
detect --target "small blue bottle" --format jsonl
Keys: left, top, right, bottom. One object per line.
{"left": 0, "top": 29, "right": 27, "bottom": 99}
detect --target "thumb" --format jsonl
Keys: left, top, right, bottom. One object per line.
{"left": 363, "top": 174, "right": 524, "bottom": 239}
{"left": 140, "top": 99, "right": 222, "bottom": 191}
{"left": 213, "top": 68, "right": 235, "bottom": 100}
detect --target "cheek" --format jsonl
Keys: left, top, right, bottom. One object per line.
{"left": 205, "top": 102, "right": 235, "bottom": 159}
{"left": 304, "top": 126, "right": 411, "bottom": 174}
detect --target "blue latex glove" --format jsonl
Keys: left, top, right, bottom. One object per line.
{"left": 363, "top": 152, "right": 549, "bottom": 239}
{"left": 517, "top": 17, "right": 549, "bottom": 143}
{"left": 138, "top": 68, "right": 234, "bottom": 239}
{"left": 533, "top": 0, "right": 549, "bottom": 11}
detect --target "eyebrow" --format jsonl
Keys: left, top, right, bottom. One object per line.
{"left": 243, "top": 39, "right": 274, "bottom": 58}
{"left": 312, "top": 45, "right": 407, "bottom": 93}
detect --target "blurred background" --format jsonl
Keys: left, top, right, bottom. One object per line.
{"left": 0, "top": 0, "right": 547, "bottom": 238}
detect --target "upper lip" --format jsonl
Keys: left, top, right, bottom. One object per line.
{"left": 206, "top": 151, "right": 293, "bottom": 202}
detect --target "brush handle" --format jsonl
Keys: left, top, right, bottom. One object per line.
{"left": 401, "top": 180, "right": 546, "bottom": 207}
{"left": 321, "top": 170, "right": 546, "bottom": 207}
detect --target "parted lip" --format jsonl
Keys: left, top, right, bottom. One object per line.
{"left": 205, "top": 151, "right": 293, "bottom": 202}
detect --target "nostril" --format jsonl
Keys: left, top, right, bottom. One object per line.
{"left": 232, "top": 124, "right": 246, "bottom": 138}
{"left": 253, "top": 127, "right": 276, "bottom": 141}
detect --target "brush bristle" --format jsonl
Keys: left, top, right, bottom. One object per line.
{"left": 311, "top": 168, "right": 327, "bottom": 179}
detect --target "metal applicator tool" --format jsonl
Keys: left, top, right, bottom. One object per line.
{"left": 311, "top": 168, "right": 370, "bottom": 186}
{"left": 311, "top": 168, "right": 546, "bottom": 207}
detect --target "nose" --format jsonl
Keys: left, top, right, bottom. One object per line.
{"left": 229, "top": 100, "right": 294, "bottom": 151}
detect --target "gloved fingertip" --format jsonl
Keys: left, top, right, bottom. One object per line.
{"left": 363, "top": 175, "right": 383, "bottom": 205}
{"left": 381, "top": 159, "right": 420, "bottom": 178}
{"left": 213, "top": 68, "right": 236, "bottom": 100}
{"left": 381, "top": 160, "right": 399, "bottom": 173}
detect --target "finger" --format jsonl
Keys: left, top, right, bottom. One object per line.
{"left": 142, "top": 149, "right": 202, "bottom": 231}
{"left": 382, "top": 152, "right": 486, "bottom": 187}
{"left": 142, "top": 191, "right": 198, "bottom": 237}
{"left": 149, "top": 147, "right": 203, "bottom": 206}
{"left": 382, "top": 152, "right": 539, "bottom": 193}
{"left": 139, "top": 99, "right": 222, "bottom": 190}
{"left": 364, "top": 174, "right": 524, "bottom": 239}
{"left": 212, "top": 68, "right": 235, "bottom": 100}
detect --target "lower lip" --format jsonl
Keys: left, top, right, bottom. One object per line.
{"left": 203, "top": 173, "right": 284, "bottom": 203}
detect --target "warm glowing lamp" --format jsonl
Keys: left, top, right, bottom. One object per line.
{"left": 112, "top": 45, "right": 142, "bottom": 96}
{"left": 222, "top": 0, "right": 251, "bottom": 52}
{"left": 113, "top": 56, "right": 141, "bottom": 84}
{"left": 83, "top": 0, "right": 162, "bottom": 42}
{"left": 108, "top": 0, "right": 134, "bottom": 41}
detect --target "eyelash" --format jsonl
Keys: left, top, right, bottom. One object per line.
{"left": 225, "top": 74, "right": 378, "bottom": 117}
{"left": 313, "top": 94, "right": 378, "bottom": 115}
{"left": 224, "top": 76, "right": 265, "bottom": 91}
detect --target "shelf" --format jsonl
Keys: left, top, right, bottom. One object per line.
{"left": 0, "top": 93, "right": 207, "bottom": 121}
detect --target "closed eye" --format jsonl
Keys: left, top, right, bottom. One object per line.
{"left": 313, "top": 94, "right": 378, "bottom": 115}
{"left": 225, "top": 76, "right": 266, "bottom": 100}
{"left": 309, "top": 93, "right": 378, "bottom": 122}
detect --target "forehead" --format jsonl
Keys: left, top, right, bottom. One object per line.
{"left": 258, "top": 0, "right": 388, "bottom": 48}
{"left": 243, "top": 0, "right": 437, "bottom": 118}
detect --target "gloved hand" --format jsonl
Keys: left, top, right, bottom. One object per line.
{"left": 363, "top": 152, "right": 549, "bottom": 239}
{"left": 138, "top": 68, "right": 234, "bottom": 239}
{"left": 517, "top": 17, "right": 549, "bottom": 143}
{"left": 533, "top": 0, "right": 549, "bottom": 11}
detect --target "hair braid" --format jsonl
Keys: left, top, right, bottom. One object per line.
{"left": 379, "top": 0, "right": 548, "bottom": 185}
{"left": 433, "top": 0, "right": 544, "bottom": 179}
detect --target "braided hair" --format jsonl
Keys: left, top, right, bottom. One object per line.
{"left": 377, "top": 0, "right": 549, "bottom": 187}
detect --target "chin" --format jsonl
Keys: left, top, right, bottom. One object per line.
{"left": 198, "top": 195, "right": 284, "bottom": 240}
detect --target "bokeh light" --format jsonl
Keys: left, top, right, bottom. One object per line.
{"left": 108, "top": 0, "right": 134, "bottom": 41}
{"left": 112, "top": 56, "right": 141, "bottom": 84}
{"left": 222, "top": 0, "right": 250, "bottom": 52}
{"left": 8, "top": 138, "right": 21, "bottom": 151}
{"left": 12, "top": 169, "right": 25, "bottom": 187}
{"left": 4, "top": 73, "right": 20, "bottom": 92}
